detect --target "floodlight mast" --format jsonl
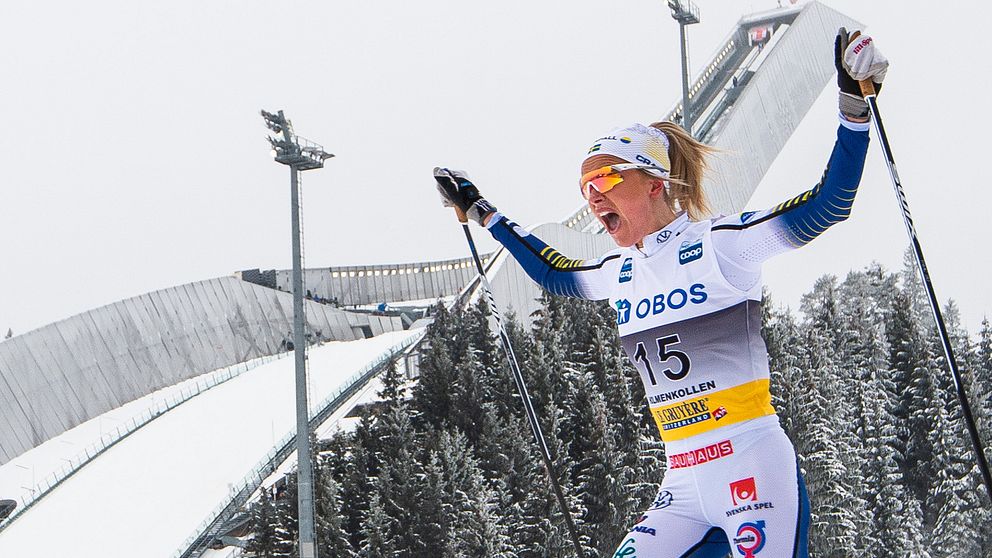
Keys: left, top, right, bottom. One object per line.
{"left": 261, "top": 108, "right": 333, "bottom": 558}
{"left": 668, "top": 0, "right": 700, "bottom": 136}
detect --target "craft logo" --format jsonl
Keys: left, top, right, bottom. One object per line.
{"left": 668, "top": 440, "right": 734, "bottom": 469}
{"left": 740, "top": 211, "right": 756, "bottom": 223}
{"left": 678, "top": 239, "right": 703, "bottom": 265}
{"left": 635, "top": 154, "right": 653, "bottom": 166}
{"left": 734, "top": 520, "right": 767, "bottom": 558}
{"left": 730, "top": 477, "right": 758, "bottom": 506}
{"left": 618, "top": 257, "right": 634, "bottom": 283}
{"left": 648, "top": 490, "right": 673, "bottom": 510}
{"left": 616, "top": 299, "right": 632, "bottom": 325}
{"left": 656, "top": 229, "right": 672, "bottom": 244}
{"left": 714, "top": 406, "right": 728, "bottom": 421}
{"left": 620, "top": 137, "right": 632, "bottom": 144}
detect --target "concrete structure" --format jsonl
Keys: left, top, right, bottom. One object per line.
{"left": 0, "top": 1, "right": 858, "bottom": 471}
{"left": 0, "top": 276, "right": 402, "bottom": 466}
{"left": 255, "top": 1, "right": 859, "bottom": 328}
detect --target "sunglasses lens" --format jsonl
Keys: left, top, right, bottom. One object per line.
{"left": 580, "top": 168, "right": 624, "bottom": 199}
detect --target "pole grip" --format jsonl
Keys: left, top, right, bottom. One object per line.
{"left": 453, "top": 206, "right": 469, "bottom": 224}
{"left": 859, "top": 79, "right": 876, "bottom": 98}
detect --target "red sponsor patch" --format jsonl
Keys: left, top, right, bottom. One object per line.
{"left": 730, "top": 477, "right": 758, "bottom": 505}
{"left": 668, "top": 440, "right": 734, "bottom": 469}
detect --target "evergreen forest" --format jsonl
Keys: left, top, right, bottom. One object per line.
{"left": 246, "top": 256, "right": 992, "bottom": 557}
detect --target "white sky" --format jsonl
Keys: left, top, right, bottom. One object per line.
{"left": 1, "top": 0, "right": 989, "bottom": 335}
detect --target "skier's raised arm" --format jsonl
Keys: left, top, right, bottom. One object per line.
{"left": 709, "top": 28, "right": 885, "bottom": 291}
{"left": 434, "top": 168, "right": 618, "bottom": 301}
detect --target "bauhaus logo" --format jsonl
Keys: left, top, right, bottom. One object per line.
{"left": 679, "top": 239, "right": 703, "bottom": 265}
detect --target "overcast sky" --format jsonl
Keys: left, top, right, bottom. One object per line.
{"left": 2, "top": 0, "right": 989, "bottom": 337}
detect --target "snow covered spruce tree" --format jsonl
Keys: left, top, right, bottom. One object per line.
{"left": 242, "top": 261, "right": 990, "bottom": 556}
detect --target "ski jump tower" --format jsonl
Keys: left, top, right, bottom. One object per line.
{"left": 0, "top": 4, "right": 859, "bottom": 554}
{"left": 246, "top": 1, "right": 860, "bottom": 329}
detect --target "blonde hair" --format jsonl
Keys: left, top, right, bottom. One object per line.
{"left": 649, "top": 121, "right": 715, "bottom": 221}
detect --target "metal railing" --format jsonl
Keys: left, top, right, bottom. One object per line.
{"left": 0, "top": 350, "right": 292, "bottom": 534}
{"left": 171, "top": 332, "right": 424, "bottom": 558}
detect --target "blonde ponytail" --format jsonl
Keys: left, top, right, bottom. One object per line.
{"left": 649, "top": 121, "right": 715, "bottom": 221}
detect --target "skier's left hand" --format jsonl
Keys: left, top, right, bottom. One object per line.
{"left": 835, "top": 28, "right": 888, "bottom": 120}
{"left": 434, "top": 167, "right": 497, "bottom": 226}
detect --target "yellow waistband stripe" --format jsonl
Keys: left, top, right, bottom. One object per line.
{"left": 650, "top": 379, "right": 775, "bottom": 442}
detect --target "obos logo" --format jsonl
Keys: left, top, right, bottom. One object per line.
{"left": 616, "top": 299, "right": 632, "bottom": 325}
{"left": 618, "top": 257, "right": 633, "bottom": 283}
{"left": 679, "top": 239, "right": 703, "bottom": 265}
{"left": 734, "top": 520, "right": 767, "bottom": 558}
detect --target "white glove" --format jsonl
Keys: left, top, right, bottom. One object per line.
{"left": 843, "top": 32, "right": 888, "bottom": 84}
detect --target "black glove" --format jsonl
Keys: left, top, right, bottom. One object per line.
{"left": 433, "top": 167, "right": 497, "bottom": 226}
{"left": 835, "top": 27, "right": 886, "bottom": 120}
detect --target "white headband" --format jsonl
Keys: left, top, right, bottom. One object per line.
{"left": 582, "top": 123, "right": 672, "bottom": 174}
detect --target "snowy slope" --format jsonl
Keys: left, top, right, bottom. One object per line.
{"left": 0, "top": 330, "right": 420, "bottom": 558}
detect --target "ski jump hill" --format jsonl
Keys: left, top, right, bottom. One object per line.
{"left": 0, "top": 3, "right": 858, "bottom": 556}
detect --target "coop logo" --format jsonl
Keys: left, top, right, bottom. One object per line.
{"left": 734, "top": 520, "right": 767, "bottom": 558}
{"left": 618, "top": 258, "right": 634, "bottom": 283}
{"left": 730, "top": 477, "right": 758, "bottom": 506}
{"left": 615, "top": 284, "right": 708, "bottom": 326}
{"left": 616, "top": 299, "right": 632, "bottom": 325}
{"left": 678, "top": 239, "right": 703, "bottom": 265}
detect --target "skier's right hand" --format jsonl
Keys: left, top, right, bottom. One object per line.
{"left": 433, "top": 167, "right": 497, "bottom": 226}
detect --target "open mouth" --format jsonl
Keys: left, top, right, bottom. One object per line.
{"left": 600, "top": 211, "right": 621, "bottom": 234}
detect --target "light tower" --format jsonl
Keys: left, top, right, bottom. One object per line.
{"left": 668, "top": 0, "right": 700, "bottom": 136}
{"left": 261, "top": 109, "right": 333, "bottom": 558}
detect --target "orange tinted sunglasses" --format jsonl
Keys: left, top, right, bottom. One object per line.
{"left": 579, "top": 163, "right": 667, "bottom": 199}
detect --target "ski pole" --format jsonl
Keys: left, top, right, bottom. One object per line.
{"left": 860, "top": 80, "right": 992, "bottom": 502}
{"left": 451, "top": 206, "right": 586, "bottom": 557}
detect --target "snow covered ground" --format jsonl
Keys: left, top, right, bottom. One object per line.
{"left": 0, "top": 329, "right": 421, "bottom": 558}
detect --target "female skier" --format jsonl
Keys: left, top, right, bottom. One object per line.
{"left": 435, "top": 29, "right": 888, "bottom": 557}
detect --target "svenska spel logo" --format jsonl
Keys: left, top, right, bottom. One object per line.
{"left": 618, "top": 257, "right": 633, "bottom": 283}
{"left": 734, "top": 520, "right": 766, "bottom": 558}
{"left": 730, "top": 477, "right": 758, "bottom": 505}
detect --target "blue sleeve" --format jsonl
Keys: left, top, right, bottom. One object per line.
{"left": 486, "top": 214, "right": 617, "bottom": 301}
{"left": 711, "top": 119, "right": 871, "bottom": 266}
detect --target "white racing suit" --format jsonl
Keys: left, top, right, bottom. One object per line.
{"left": 485, "top": 118, "right": 870, "bottom": 557}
